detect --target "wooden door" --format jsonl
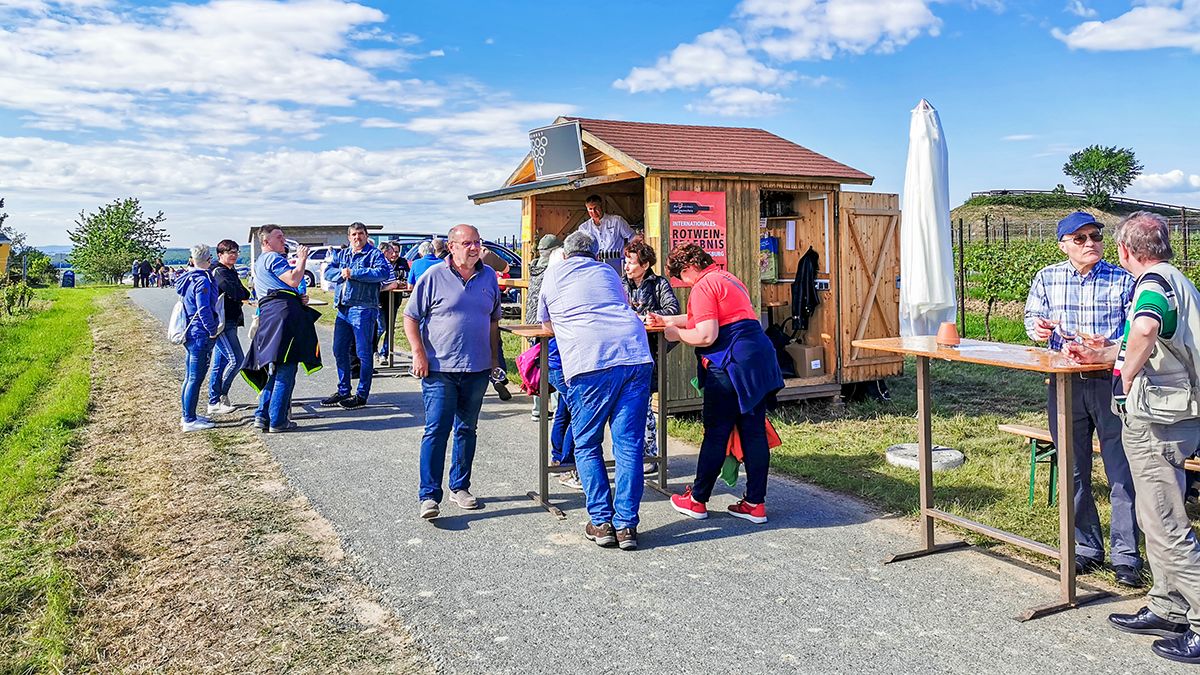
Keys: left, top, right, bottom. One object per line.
{"left": 838, "top": 192, "right": 904, "bottom": 383}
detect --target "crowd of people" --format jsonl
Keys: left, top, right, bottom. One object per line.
{"left": 131, "top": 258, "right": 177, "bottom": 288}
{"left": 165, "top": 204, "right": 1200, "bottom": 665}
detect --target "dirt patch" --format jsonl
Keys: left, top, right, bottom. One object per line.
{"left": 48, "top": 293, "right": 434, "bottom": 672}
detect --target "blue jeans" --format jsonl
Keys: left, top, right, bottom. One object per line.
{"left": 208, "top": 325, "right": 244, "bottom": 405}
{"left": 182, "top": 336, "right": 215, "bottom": 422}
{"left": 548, "top": 367, "right": 574, "bottom": 464}
{"left": 334, "top": 306, "right": 380, "bottom": 399}
{"left": 376, "top": 307, "right": 389, "bottom": 356}
{"left": 1048, "top": 376, "right": 1143, "bottom": 568}
{"left": 255, "top": 362, "right": 298, "bottom": 428}
{"left": 419, "top": 370, "right": 489, "bottom": 503}
{"left": 565, "top": 362, "right": 652, "bottom": 529}
{"left": 692, "top": 366, "right": 770, "bottom": 504}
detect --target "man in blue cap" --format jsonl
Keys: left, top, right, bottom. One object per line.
{"left": 1024, "top": 211, "right": 1143, "bottom": 586}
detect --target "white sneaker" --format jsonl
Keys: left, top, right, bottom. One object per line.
{"left": 450, "top": 489, "right": 479, "bottom": 509}
{"left": 559, "top": 471, "right": 583, "bottom": 491}
{"left": 181, "top": 418, "right": 216, "bottom": 432}
{"left": 207, "top": 401, "right": 238, "bottom": 415}
{"left": 419, "top": 499, "right": 440, "bottom": 519}
{"left": 195, "top": 415, "right": 212, "bottom": 423}
{"left": 220, "top": 395, "right": 235, "bottom": 408}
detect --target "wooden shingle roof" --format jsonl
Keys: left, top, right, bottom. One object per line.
{"left": 563, "top": 117, "right": 873, "bottom": 183}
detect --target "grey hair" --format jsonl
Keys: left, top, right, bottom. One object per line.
{"left": 417, "top": 241, "right": 433, "bottom": 256}
{"left": 348, "top": 221, "right": 367, "bottom": 234}
{"left": 1115, "top": 211, "right": 1173, "bottom": 262}
{"left": 563, "top": 230, "right": 598, "bottom": 258}
{"left": 190, "top": 243, "right": 213, "bottom": 264}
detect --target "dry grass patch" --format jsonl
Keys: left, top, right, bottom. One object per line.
{"left": 49, "top": 292, "right": 433, "bottom": 672}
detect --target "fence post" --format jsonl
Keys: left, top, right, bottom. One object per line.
{"left": 958, "top": 219, "right": 966, "bottom": 338}
{"left": 1183, "top": 207, "right": 1189, "bottom": 267}
{"left": 984, "top": 214, "right": 990, "bottom": 245}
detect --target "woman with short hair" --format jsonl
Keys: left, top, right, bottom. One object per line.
{"left": 175, "top": 243, "right": 221, "bottom": 432}
{"left": 652, "top": 244, "right": 783, "bottom": 523}
{"left": 208, "top": 239, "right": 250, "bottom": 415}
{"left": 623, "top": 240, "right": 679, "bottom": 473}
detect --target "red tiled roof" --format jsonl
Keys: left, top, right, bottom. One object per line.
{"left": 563, "top": 117, "right": 873, "bottom": 183}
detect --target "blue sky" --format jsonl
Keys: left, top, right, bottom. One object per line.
{"left": 0, "top": 0, "right": 1197, "bottom": 247}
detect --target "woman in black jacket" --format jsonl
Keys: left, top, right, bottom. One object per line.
{"left": 208, "top": 239, "right": 251, "bottom": 414}
{"left": 622, "top": 240, "right": 680, "bottom": 472}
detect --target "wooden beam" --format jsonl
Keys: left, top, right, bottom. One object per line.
{"left": 471, "top": 171, "right": 642, "bottom": 205}
{"left": 653, "top": 170, "right": 872, "bottom": 186}
{"left": 580, "top": 131, "right": 649, "bottom": 176}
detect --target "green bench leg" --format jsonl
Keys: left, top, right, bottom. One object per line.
{"left": 1028, "top": 439, "right": 1038, "bottom": 507}
{"left": 1028, "top": 439, "right": 1059, "bottom": 508}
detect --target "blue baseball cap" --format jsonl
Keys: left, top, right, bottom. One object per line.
{"left": 1057, "top": 212, "right": 1101, "bottom": 239}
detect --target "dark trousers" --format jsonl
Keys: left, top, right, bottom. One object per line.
{"left": 1048, "top": 374, "right": 1143, "bottom": 568}
{"left": 692, "top": 366, "right": 769, "bottom": 504}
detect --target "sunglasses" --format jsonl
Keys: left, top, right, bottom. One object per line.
{"left": 1063, "top": 231, "right": 1103, "bottom": 245}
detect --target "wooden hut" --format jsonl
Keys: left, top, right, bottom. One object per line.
{"left": 470, "top": 117, "right": 903, "bottom": 411}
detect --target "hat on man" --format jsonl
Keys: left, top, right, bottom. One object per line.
{"left": 537, "top": 234, "right": 562, "bottom": 251}
{"left": 1057, "top": 211, "right": 1101, "bottom": 240}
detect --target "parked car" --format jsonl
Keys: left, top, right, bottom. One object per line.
{"left": 402, "top": 238, "right": 522, "bottom": 280}
{"left": 285, "top": 241, "right": 341, "bottom": 290}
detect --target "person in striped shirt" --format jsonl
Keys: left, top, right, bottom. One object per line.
{"left": 1024, "top": 211, "right": 1143, "bottom": 587}
{"left": 1069, "top": 212, "right": 1200, "bottom": 664}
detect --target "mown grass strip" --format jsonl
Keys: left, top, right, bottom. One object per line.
{"left": 0, "top": 287, "right": 113, "bottom": 673}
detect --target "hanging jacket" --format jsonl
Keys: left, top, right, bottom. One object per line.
{"left": 240, "top": 289, "right": 322, "bottom": 392}
{"left": 174, "top": 268, "right": 220, "bottom": 342}
{"left": 695, "top": 318, "right": 785, "bottom": 414}
{"left": 791, "top": 247, "right": 821, "bottom": 330}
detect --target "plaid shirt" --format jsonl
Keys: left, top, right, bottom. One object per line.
{"left": 1023, "top": 259, "right": 1134, "bottom": 350}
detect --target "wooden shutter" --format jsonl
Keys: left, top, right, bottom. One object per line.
{"left": 838, "top": 192, "right": 904, "bottom": 382}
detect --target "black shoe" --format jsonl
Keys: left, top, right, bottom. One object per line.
{"left": 1109, "top": 606, "right": 1189, "bottom": 638}
{"left": 616, "top": 527, "right": 638, "bottom": 550}
{"left": 1113, "top": 565, "right": 1145, "bottom": 588}
{"left": 1075, "top": 556, "right": 1104, "bottom": 575}
{"left": 584, "top": 522, "right": 616, "bottom": 547}
{"left": 268, "top": 421, "right": 299, "bottom": 433}
{"left": 1153, "top": 630, "right": 1200, "bottom": 664}
{"left": 338, "top": 394, "right": 366, "bottom": 410}
{"left": 254, "top": 417, "right": 268, "bottom": 431}
{"left": 321, "top": 393, "right": 349, "bottom": 407}
{"left": 492, "top": 379, "right": 512, "bottom": 401}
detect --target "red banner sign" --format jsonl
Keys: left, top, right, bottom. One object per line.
{"left": 668, "top": 191, "right": 727, "bottom": 276}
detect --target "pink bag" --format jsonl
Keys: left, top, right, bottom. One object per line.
{"left": 515, "top": 342, "right": 542, "bottom": 395}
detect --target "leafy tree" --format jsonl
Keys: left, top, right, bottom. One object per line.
{"left": 1062, "top": 145, "right": 1143, "bottom": 208}
{"left": 25, "top": 249, "right": 58, "bottom": 285}
{"left": 68, "top": 198, "right": 168, "bottom": 284}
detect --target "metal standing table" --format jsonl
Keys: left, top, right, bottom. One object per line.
{"left": 381, "top": 286, "right": 411, "bottom": 371}
{"left": 501, "top": 323, "right": 669, "bottom": 518}
{"left": 852, "top": 336, "right": 1113, "bottom": 621}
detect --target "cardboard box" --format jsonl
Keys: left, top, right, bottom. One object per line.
{"left": 785, "top": 344, "right": 824, "bottom": 378}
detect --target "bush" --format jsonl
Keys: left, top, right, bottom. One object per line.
{"left": 963, "top": 193, "right": 1086, "bottom": 209}
{"left": 960, "top": 241, "right": 1061, "bottom": 338}
{"left": 2, "top": 282, "right": 34, "bottom": 316}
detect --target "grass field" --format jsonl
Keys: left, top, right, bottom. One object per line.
{"left": 0, "top": 286, "right": 114, "bottom": 672}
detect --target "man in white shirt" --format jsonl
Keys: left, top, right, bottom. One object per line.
{"left": 576, "top": 194, "right": 633, "bottom": 274}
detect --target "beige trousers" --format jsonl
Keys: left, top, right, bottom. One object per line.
{"left": 1122, "top": 416, "right": 1200, "bottom": 627}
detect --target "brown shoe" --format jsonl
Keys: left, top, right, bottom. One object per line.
{"left": 615, "top": 527, "right": 638, "bottom": 550}
{"left": 584, "top": 522, "right": 616, "bottom": 547}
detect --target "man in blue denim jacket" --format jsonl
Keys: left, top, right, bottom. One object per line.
{"left": 322, "top": 222, "right": 391, "bottom": 409}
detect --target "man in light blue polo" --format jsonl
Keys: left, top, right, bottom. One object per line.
{"left": 538, "top": 231, "right": 653, "bottom": 550}
{"left": 403, "top": 224, "right": 501, "bottom": 520}
{"left": 322, "top": 222, "right": 391, "bottom": 410}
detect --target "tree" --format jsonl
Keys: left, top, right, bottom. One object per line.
{"left": 1062, "top": 145, "right": 1143, "bottom": 208}
{"left": 68, "top": 198, "right": 168, "bottom": 284}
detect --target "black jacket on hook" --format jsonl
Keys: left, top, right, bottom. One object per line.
{"left": 791, "top": 247, "right": 821, "bottom": 330}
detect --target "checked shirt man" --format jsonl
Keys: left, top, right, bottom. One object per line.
{"left": 1023, "top": 211, "right": 1143, "bottom": 586}
{"left": 322, "top": 222, "right": 391, "bottom": 410}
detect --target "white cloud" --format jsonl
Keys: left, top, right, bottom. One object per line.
{"left": 686, "top": 87, "right": 788, "bottom": 116}
{"left": 428, "top": 48, "right": 445, "bottom": 57}
{"left": 614, "top": 28, "right": 792, "bottom": 93}
{"left": 1064, "top": 1, "right": 1097, "bottom": 18}
{"left": 404, "top": 102, "right": 578, "bottom": 149}
{"left": 1003, "top": 133, "right": 1036, "bottom": 141}
{"left": 1053, "top": 1, "right": 1200, "bottom": 52}
{"left": 1133, "top": 169, "right": 1200, "bottom": 193}
{"left": 741, "top": 0, "right": 941, "bottom": 60}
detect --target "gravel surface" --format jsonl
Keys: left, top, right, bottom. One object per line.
{"left": 131, "top": 288, "right": 1190, "bottom": 674}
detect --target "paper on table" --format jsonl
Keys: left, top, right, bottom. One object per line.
{"left": 785, "top": 220, "right": 796, "bottom": 250}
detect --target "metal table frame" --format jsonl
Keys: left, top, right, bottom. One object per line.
{"left": 381, "top": 287, "right": 413, "bottom": 372}
{"left": 854, "top": 336, "right": 1111, "bottom": 621}
{"left": 502, "top": 324, "right": 669, "bottom": 519}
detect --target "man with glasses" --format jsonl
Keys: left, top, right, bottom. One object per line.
{"left": 322, "top": 222, "right": 391, "bottom": 410}
{"left": 1023, "top": 211, "right": 1143, "bottom": 586}
{"left": 404, "top": 224, "right": 501, "bottom": 520}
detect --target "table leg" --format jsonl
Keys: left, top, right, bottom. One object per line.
{"left": 527, "top": 335, "right": 564, "bottom": 518}
{"left": 1017, "top": 374, "right": 1109, "bottom": 621}
{"left": 386, "top": 291, "right": 396, "bottom": 369}
{"left": 886, "top": 356, "right": 968, "bottom": 564}
{"left": 645, "top": 334, "right": 670, "bottom": 497}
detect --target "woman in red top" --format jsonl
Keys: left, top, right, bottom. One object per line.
{"left": 650, "top": 244, "right": 783, "bottom": 524}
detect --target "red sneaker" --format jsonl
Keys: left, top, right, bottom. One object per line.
{"left": 670, "top": 487, "right": 708, "bottom": 520}
{"left": 728, "top": 499, "right": 767, "bottom": 524}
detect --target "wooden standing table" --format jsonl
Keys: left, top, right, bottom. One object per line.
{"left": 852, "top": 336, "right": 1113, "bottom": 621}
{"left": 501, "top": 323, "right": 669, "bottom": 518}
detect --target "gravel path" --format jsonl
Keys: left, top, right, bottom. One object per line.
{"left": 130, "top": 288, "right": 1189, "bottom": 674}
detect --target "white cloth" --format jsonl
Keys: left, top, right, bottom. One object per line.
{"left": 576, "top": 213, "right": 633, "bottom": 254}
{"left": 899, "top": 99, "right": 957, "bottom": 336}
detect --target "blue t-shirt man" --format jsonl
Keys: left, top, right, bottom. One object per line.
{"left": 254, "top": 251, "right": 307, "bottom": 298}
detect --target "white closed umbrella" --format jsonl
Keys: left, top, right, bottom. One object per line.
{"left": 899, "top": 99, "right": 957, "bottom": 337}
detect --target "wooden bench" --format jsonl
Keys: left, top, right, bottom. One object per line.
{"left": 998, "top": 424, "right": 1101, "bottom": 507}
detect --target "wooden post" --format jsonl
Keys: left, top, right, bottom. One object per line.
{"left": 958, "top": 219, "right": 966, "bottom": 337}
{"left": 1183, "top": 207, "right": 1189, "bottom": 266}
{"left": 917, "top": 356, "right": 934, "bottom": 549}
{"left": 984, "top": 214, "right": 990, "bottom": 245}
{"left": 1055, "top": 373, "right": 1077, "bottom": 605}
